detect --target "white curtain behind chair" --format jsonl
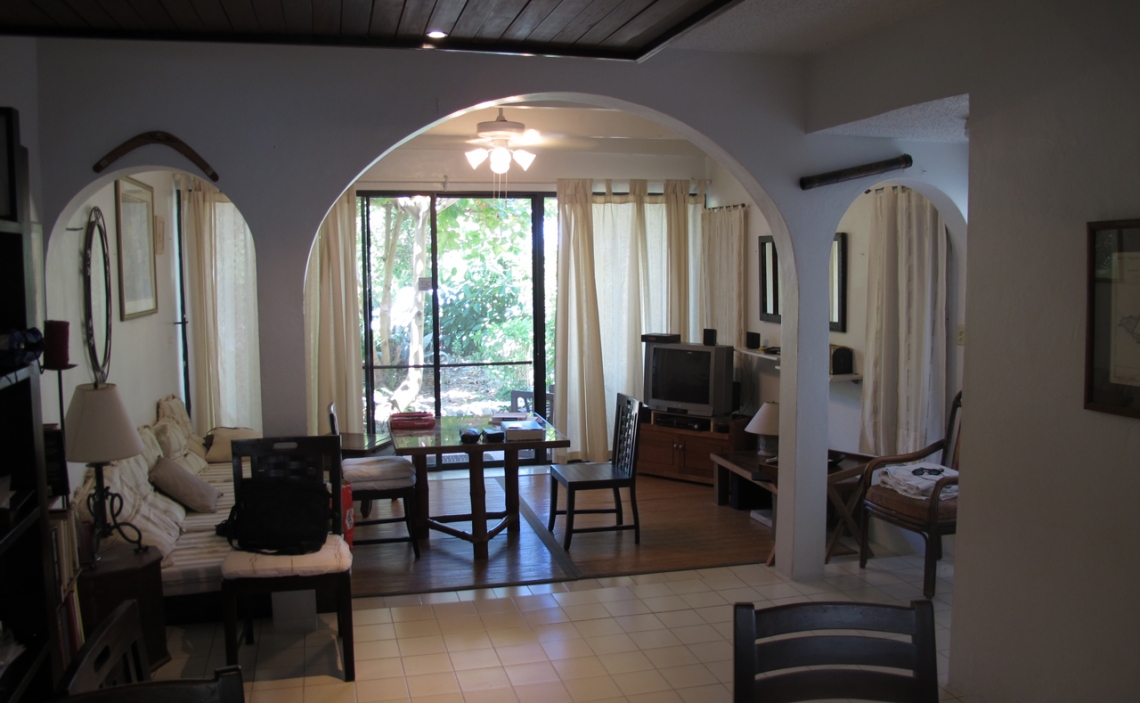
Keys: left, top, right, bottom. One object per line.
{"left": 700, "top": 205, "right": 747, "bottom": 350}
{"left": 304, "top": 190, "right": 364, "bottom": 436}
{"left": 180, "top": 176, "right": 263, "bottom": 433}
{"left": 861, "top": 186, "right": 949, "bottom": 455}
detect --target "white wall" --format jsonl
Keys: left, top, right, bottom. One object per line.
{"left": 43, "top": 170, "right": 182, "bottom": 490}
{"left": 0, "top": 37, "right": 41, "bottom": 225}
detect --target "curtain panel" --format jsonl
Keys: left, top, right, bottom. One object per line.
{"left": 304, "top": 190, "right": 365, "bottom": 436}
{"left": 701, "top": 205, "right": 748, "bottom": 350}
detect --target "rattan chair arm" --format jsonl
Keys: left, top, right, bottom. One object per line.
{"left": 926, "top": 475, "right": 959, "bottom": 523}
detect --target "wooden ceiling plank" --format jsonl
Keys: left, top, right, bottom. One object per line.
{"left": 248, "top": 0, "right": 286, "bottom": 33}
{"left": 2, "top": 0, "right": 58, "bottom": 27}
{"left": 600, "top": 0, "right": 692, "bottom": 47}
{"left": 157, "top": 0, "right": 207, "bottom": 30}
{"left": 396, "top": 0, "right": 435, "bottom": 38}
{"left": 122, "top": 0, "right": 178, "bottom": 30}
{"left": 425, "top": 0, "right": 466, "bottom": 36}
{"left": 340, "top": 0, "right": 372, "bottom": 36}
{"left": 27, "top": 0, "right": 87, "bottom": 28}
{"left": 447, "top": 0, "right": 498, "bottom": 39}
{"left": 500, "top": 0, "right": 558, "bottom": 41}
{"left": 312, "top": 0, "right": 340, "bottom": 34}
{"left": 525, "top": 0, "right": 591, "bottom": 43}
{"left": 574, "top": 0, "right": 652, "bottom": 45}
{"left": 474, "top": 0, "right": 527, "bottom": 40}
{"left": 280, "top": 0, "right": 314, "bottom": 34}
{"left": 61, "top": 0, "right": 120, "bottom": 29}
{"left": 94, "top": 0, "right": 147, "bottom": 29}
{"left": 188, "top": 0, "right": 235, "bottom": 31}
{"left": 368, "top": 0, "right": 402, "bottom": 38}
{"left": 218, "top": 0, "right": 261, "bottom": 32}
{"left": 549, "top": 0, "right": 622, "bottom": 45}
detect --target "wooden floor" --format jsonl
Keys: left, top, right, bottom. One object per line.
{"left": 349, "top": 469, "right": 774, "bottom": 596}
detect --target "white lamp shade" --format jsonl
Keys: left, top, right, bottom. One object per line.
{"left": 512, "top": 149, "right": 535, "bottom": 170}
{"left": 465, "top": 148, "right": 488, "bottom": 169}
{"left": 489, "top": 146, "right": 512, "bottom": 174}
{"left": 64, "top": 383, "right": 145, "bottom": 463}
{"left": 745, "top": 402, "right": 780, "bottom": 436}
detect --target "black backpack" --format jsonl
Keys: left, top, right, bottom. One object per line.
{"left": 222, "top": 478, "right": 331, "bottom": 555}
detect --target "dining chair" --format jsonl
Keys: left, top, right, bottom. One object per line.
{"left": 859, "top": 392, "right": 962, "bottom": 598}
{"left": 56, "top": 600, "right": 150, "bottom": 694}
{"left": 222, "top": 436, "right": 355, "bottom": 681}
{"left": 53, "top": 668, "right": 245, "bottom": 703}
{"left": 733, "top": 599, "right": 938, "bottom": 702}
{"left": 547, "top": 393, "right": 642, "bottom": 550}
{"left": 328, "top": 403, "right": 419, "bottom": 558}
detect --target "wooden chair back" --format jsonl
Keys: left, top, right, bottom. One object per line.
{"left": 57, "top": 666, "right": 244, "bottom": 703}
{"left": 942, "top": 392, "right": 962, "bottom": 470}
{"left": 733, "top": 599, "right": 938, "bottom": 703}
{"left": 230, "top": 435, "right": 344, "bottom": 535}
{"left": 328, "top": 402, "right": 340, "bottom": 436}
{"left": 57, "top": 600, "right": 150, "bottom": 695}
{"left": 610, "top": 393, "right": 642, "bottom": 478}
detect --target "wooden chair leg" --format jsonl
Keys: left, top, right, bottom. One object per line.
{"left": 629, "top": 481, "right": 640, "bottom": 544}
{"left": 336, "top": 572, "right": 355, "bottom": 681}
{"left": 547, "top": 478, "right": 559, "bottom": 532}
{"left": 360, "top": 499, "right": 373, "bottom": 519}
{"left": 222, "top": 581, "right": 239, "bottom": 666}
{"left": 859, "top": 510, "right": 871, "bottom": 569}
{"left": 563, "top": 488, "right": 577, "bottom": 550}
{"left": 403, "top": 494, "right": 421, "bottom": 559}
{"left": 612, "top": 487, "right": 624, "bottom": 525}
{"left": 924, "top": 534, "right": 940, "bottom": 599}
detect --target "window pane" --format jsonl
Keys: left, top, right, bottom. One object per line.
{"left": 440, "top": 365, "right": 524, "bottom": 417}
{"left": 371, "top": 365, "right": 436, "bottom": 424}
{"left": 544, "top": 197, "right": 557, "bottom": 400}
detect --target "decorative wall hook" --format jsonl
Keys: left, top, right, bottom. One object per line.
{"left": 93, "top": 131, "right": 219, "bottom": 182}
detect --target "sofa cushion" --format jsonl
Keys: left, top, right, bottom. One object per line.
{"left": 137, "top": 425, "right": 164, "bottom": 471}
{"left": 152, "top": 419, "right": 188, "bottom": 459}
{"left": 157, "top": 394, "right": 208, "bottom": 459}
{"left": 221, "top": 534, "right": 352, "bottom": 579}
{"left": 206, "top": 427, "right": 262, "bottom": 463}
{"left": 172, "top": 450, "right": 210, "bottom": 477}
{"left": 151, "top": 456, "right": 222, "bottom": 513}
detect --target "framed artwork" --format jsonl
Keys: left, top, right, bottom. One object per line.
{"left": 115, "top": 177, "right": 157, "bottom": 320}
{"left": 1085, "top": 219, "right": 1140, "bottom": 418}
{"left": 829, "top": 232, "right": 848, "bottom": 333}
{"left": 758, "top": 235, "right": 780, "bottom": 323}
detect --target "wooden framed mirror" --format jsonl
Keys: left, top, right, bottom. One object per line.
{"left": 83, "top": 207, "right": 112, "bottom": 384}
{"left": 830, "top": 232, "right": 848, "bottom": 332}
{"left": 758, "top": 236, "right": 780, "bottom": 323}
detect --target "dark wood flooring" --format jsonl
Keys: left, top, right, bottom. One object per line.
{"left": 349, "top": 470, "right": 775, "bottom": 597}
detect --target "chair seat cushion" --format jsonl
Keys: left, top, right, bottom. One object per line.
{"left": 551, "top": 462, "right": 629, "bottom": 486}
{"left": 343, "top": 456, "right": 415, "bottom": 491}
{"left": 221, "top": 534, "right": 352, "bottom": 579}
{"left": 866, "top": 485, "right": 957, "bottom": 522}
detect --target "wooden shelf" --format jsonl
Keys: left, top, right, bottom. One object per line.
{"left": 0, "top": 504, "right": 41, "bottom": 560}
{"left": 735, "top": 348, "right": 862, "bottom": 383}
{"left": 734, "top": 348, "right": 779, "bottom": 361}
{"left": 0, "top": 365, "right": 32, "bottom": 391}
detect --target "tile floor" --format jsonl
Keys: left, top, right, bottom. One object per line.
{"left": 157, "top": 553, "right": 971, "bottom": 703}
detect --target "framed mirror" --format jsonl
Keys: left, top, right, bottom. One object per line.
{"left": 758, "top": 233, "right": 848, "bottom": 330}
{"left": 83, "top": 207, "right": 112, "bottom": 384}
{"left": 115, "top": 177, "right": 157, "bottom": 320}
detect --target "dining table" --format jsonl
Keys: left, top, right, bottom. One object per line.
{"left": 390, "top": 415, "right": 569, "bottom": 559}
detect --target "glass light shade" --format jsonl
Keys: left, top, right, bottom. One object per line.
{"left": 512, "top": 150, "right": 535, "bottom": 170}
{"left": 465, "top": 148, "right": 488, "bottom": 169}
{"left": 64, "top": 383, "right": 145, "bottom": 463}
{"left": 489, "top": 146, "right": 512, "bottom": 174}
{"left": 745, "top": 402, "right": 780, "bottom": 436}
{"left": 426, "top": 30, "right": 447, "bottom": 39}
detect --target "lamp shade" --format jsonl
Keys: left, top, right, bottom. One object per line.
{"left": 745, "top": 402, "right": 780, "bottom": 436}
{"left": 64, "top": 383, "right": 145, "bottom": 463}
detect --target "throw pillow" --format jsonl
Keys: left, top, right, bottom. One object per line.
{"left": 205, "top": 427, "right": 262, "bottom": 463}
{"left": 150, "top": 456, "right": 222, "bottom": 513}
{"left": 152, "top": 419, "right": 188, "bottom": 458}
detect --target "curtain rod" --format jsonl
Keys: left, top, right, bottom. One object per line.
{"left": 705, "top": 203, "right": 747, "bottom": 211}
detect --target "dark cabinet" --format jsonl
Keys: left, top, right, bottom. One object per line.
{"left": 636, "top": 415, "right": 754, "bottom": 484}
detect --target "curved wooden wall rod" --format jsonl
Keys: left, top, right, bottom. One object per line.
{"left": 93, "top": 131, "right": 219, "bottom": 182}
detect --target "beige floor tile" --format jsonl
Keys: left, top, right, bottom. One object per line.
{"left": 473, "top": 598, "right": 519, "bottom": 615}
{"left": 443, "top": 631, "right": 494, "bottom": 652}
{"left": 527, "top": 582, "right": 571, "bottom": 594}
{"left": 449, "top": 648, "right": 501, "bottom": 671}
{"left": 563, "top": 603, "right": 614, "bottom": 621}
{"left": 306, "top": 674, "right": 351, "bottom": 687}
{"left": 562, "top": 675, "right": 624, "bottom": 702}
{"left": 356, "top": 657, "right": 406, "bottom": 681}
{"left": 356, "top": 640, "right": 402, "bottom": 661}
{"left": 455, "top": 666, "right": 512, "bottom": 691}
{"left": 303, "top": 681, "right": 357, "bottom": 703}
{"left": 394, "top": 620, "right": 442, "bottom": 639}
{"left": 356, "top": 676, "right": 410, "bottom": 702}
{"left": 615, "top": 614, "right": 666, "bottom": 633}
{"left": 402, "top": 652, "right": 454, "bottom": 676}
{"left": 752, "top": 583, "right": 803, "bottom": 600}
{"left": 670, "top": 625, "right": 723, "bottom": 646}
{"left": 524, "top": 607, "right": 571, "bottom": 626}
{"left": 488, "top": 627, "right": 540, "bottom": 647}
{"left": 462, "top": 687, "right": 520, "bottom": 703}
{"left": 430, "top": 601, "right": 477, "bottom": 619}
{"left": 654, "top": 611, "right": 704, "bottom": 628}
{"left": 658, "top": 664, "right": 717, "bottom": 689}
{"left": 685, "top": 641, "right": 733, "bottom": 664}
{"left": 641, "top": 596, "right": 691, "bottom": 613}
{"left": 611, "top": 670, "right": 671, "bottom": 696}
{"left": 456, "top": 588, "right": 499, "bottom": 602}
{"left": 496, "top": 642, "right": 549, "bottom": 665}
{"left": 628, "top": 629, "right": 683, "bottom": 650}
{"left": 631, "top": 574, "right": 671, "bottom": 585}
{"left": 574, "top": 619, "right": 625, "bottom": 638}
{"left": 675, "top": 683, "right": 731, "bottom": 703}
{"left": 552, "top": 590, "right": 601, "bottom": 606}
{"left": 398, "top": 636, "right": 448, "bottom": 656}
{"left": 355, "top": 609, "right": 395, "bottom": 626}
{"left": 252, "top": 688, "right": 305, "bottom": 703}
{"left": 513, "top": 680, "right": 573, "bottom": 703}
{"left": 534, "top": 622, "right": 584, "bottom": 642}
{"left": 586, "top": 633, "right": 639, "bottom": 655}
{"left": 629, "top": 584, "right": 674, "bottom": 599}
{"left": 252, "top": 670, "right": 307, "bottom": 690}
{"left": 542, "top": 638, "right": 596, "bottom": 660}
{"left": 627, "top": 691, "right": 683, "bottom": 703}
{"left": 481, "top": 612, "right": 530, "bottom": 630}
{"left": 505, "top": 660, "right": 561, "bottom": 686}
{"left": 356, "top": 624, "right": 398, "bottom": 642}
{"left": 564, "top": 579, "right": 604, "bottom": 592}
{"left": 693, "top": 606, "right": 732, "bottom": 625}
{"left": 385, "top": 594, "right": 424, "bottom": 607}
{"left": 679, "top": 592, "right": 728, "bottom": 609}
{"left": 642, "top": 645, "right": 699, "bottom": 669}
{"left": 392, "top": 605, "right": 436, "bottom": 622}
{"left": 404, "top": 672, "right": 460, "bottom": 698}
{"left": 592, "top": 587, "right": 637, "bottom": 603}
{"left": 437, "top": 616, "right": 485, "bottom": 635}
{"left": 410, "top": 693, "right": 462, "bottom": 703}
{"left": 515, "top": 594, "right": 561, "bottom": 611}
{"left": 552, "top": 655, "right": 609, "bottom": 680}
{"left": 599, "top": 651, "right": 654, "bottom": 675}
{"left": 354, "top": 597, "right": 387, "bottom": 611}
{"left": 260, "top": 647, "right": 308, "bottom": 669}
{"left": 704, "top": 659, "right": 732, "bottom": 684}
{"left": 603, "top": 600, "right": 652, "bottom": 617}
{"left": 495, "top": 585, "right": 535, "bottom": 598}
{"left": 664, "top": 580, "right": 711, "bottom": 596}
{"left": 594, "top": 577, "right": 636, "bottom": 588}
{"left": 260, "top": 632, "right": 309, "bottom": 650}
{"left": 420, "top": 591, "right": 460, "bottom": 605}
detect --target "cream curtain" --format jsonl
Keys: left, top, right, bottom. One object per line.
{"left": 664, "top": 180, "right": 692, "bottom": 337}
{"left": 180, "top": 176, "right": 263, "bottom": 434}
{"left": 304, "top": 190, "right": 364, "bottom": 436}
{"left": 555, "top": 179, "right": 609, "bottom": 461}
{"left": 861, "top": 186, "right": 949, "bottom": 455}
{"left": 701, "top": 205, "right": 748, "bottom": 350}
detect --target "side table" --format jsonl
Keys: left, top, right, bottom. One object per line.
{"left": 77, "top": 544, "right": 170, "bottom": 670}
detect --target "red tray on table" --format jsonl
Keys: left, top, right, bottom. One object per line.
{"left": 389, "top": 411, "right": 436, "bottom": 430}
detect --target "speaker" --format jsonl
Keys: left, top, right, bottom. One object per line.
{"left": 702, "top": 329, "right": 717, "bottom": 346}
{"left": 829, "top": 345, "right": 854, "bottom": 375}
{"left": 745, "top": 332, "right": 761, "bottom": 349}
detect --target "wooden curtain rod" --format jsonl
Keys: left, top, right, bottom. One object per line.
{"left": 93, "top": 131, "right": 219, "bottom": 182}
{"left": 705, "top": 203, "right": 747, "bottom": 211}
{"left": 799, "top": 154, "right": 912, "bottom": 190}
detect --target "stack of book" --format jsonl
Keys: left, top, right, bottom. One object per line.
{"left": 48, "top": 508, "right": 84, "bottom": 666}
{"left": 501, "top": 419, "right": 545, "bottom": 441}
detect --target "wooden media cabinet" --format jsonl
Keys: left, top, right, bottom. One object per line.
{"left": 636, "top": 413, "right": 754, "bottom": 485}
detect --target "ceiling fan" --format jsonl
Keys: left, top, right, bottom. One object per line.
{"left": 465, "top": 109, "right": 538, "bottom": 174}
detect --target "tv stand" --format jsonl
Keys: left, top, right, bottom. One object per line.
{"left": 637, "top": 412, "right": 754, "bottom": 485}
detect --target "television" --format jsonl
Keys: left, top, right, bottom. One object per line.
{"left": 642, "top": 343, "right": 735, "bottom": 417}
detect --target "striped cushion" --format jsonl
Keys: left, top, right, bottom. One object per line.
{"left": 221, "top": 534, "right": 352, "bottom": 579}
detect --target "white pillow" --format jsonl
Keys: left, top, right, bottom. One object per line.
{"left": 205, "top": 427, "right": 262, "bottom": 463}
{"left": 152, "top": 419, "right": 188, "bottom": 458}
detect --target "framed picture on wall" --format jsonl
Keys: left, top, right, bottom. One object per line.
{"left": 115, "top": 177, "right": 157, "bottom": 320}
{"left": 1085, "top": 219, "right": 1140, "bottom": 418}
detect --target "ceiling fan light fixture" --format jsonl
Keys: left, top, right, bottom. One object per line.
{"left": 512, "top": 149, "right": 535, "bottom": 170}
{"left": 465, "top": 148, "right": 489, "bottom": 169}
{"left": 489, "top": 146, "right": 512, "bottom": 174}
{"left": 426, "top": 30, "right": 447, "bottom": 39}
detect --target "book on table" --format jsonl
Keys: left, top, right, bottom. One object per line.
{"left": 490, "top": 411, "right": 528, "bottom": 425}
{"left": 501, "top": 420, "right": 545, "bottom": 441}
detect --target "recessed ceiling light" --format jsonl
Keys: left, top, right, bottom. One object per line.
{"left": 426, "top": 30, "right": 447, "bottom": 39}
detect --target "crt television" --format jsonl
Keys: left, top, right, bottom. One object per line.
{"left": 643, "top": 343, "right": 735, "bottom": 417}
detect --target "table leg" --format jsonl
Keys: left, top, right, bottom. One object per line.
{"left": 504, "top": 450, "right": 520, "bottom": 534}
{"left": 412, "top": 454, "right": 430, "bottom": 539}
{"left": 469, "top": 450, "right": 489, "bottom": 560}
{"left": 767, "top": 491, "right": 778, "bottom": 567}
{"left": 713, "top": 463, "right": 730, "bottom": 506}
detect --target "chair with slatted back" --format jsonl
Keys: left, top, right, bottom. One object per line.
{"left": 328, "top": 403, "right": 419, "bottom": 558}
{"left": 54, "top": 667, "right": 245, "bottom": 703}
{"left": 57, "top": 600, "right": 150, "bottom": 695}
{"left": 547, "top": 393, "right": 642, "bottom": 550}
{"left": 859, "top": 392, "right": 962, "bottom": 598}
{"left": 222, "top": 436, "right": 355, "bottom": 681}
{"left": 733, "top": 599, "right": 938, "bottom": 703}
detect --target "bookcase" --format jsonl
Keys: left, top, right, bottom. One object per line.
{"left": 0, "top": 107, "right": 68, "bottom": 703}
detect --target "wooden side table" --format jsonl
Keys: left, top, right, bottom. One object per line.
{"left": 77, "top": 544, "right": 170, "bottom": 670}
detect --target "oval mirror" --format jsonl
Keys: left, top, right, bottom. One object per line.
{"left": 83, "top": 207, "right": 112, "bottom": 384}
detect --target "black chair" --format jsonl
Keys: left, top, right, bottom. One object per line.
{"left": 57, "top": 600, "right": 150, "bottom": 694}
{"left": 54, "top": 669, "right": 245, "bottom": 703}
{"left": 547, "top": 393, "right": 642, "bottom": 550}
{"left": 328, "top": 403, "right": 419, "bottom": 558}
{"left": 222, "top": 436, "right": 355, "bottom": 681}
{"left": 733, "top": 600, "right": 938, "bottom": 703}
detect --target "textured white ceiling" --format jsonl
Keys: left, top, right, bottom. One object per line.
{"left": 816, "top": 94, "right": 970, "bottom": 142}
{"left": 675, "top": 0, "right": 950, "bottom": 55}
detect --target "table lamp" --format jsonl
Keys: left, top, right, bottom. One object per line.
{"left": 65, "top": 382, "right": 148, "bottom": 558}
{"left": 745, "top": 402, "right": 780, "bottom": 458}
